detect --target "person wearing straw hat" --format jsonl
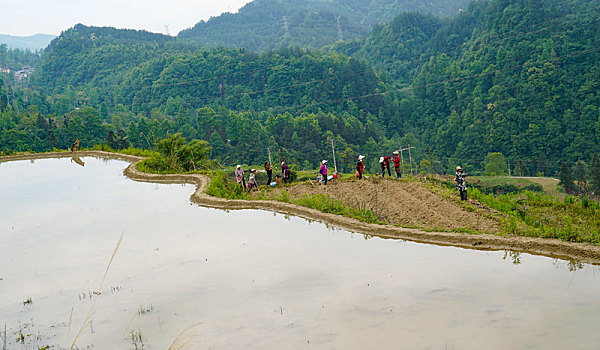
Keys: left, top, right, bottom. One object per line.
{"left": 319, "top": 160, "right": 328, "bottom": 185}
{"left": 248, "top": 168, "right": 258, "bottom": 191}
{"left": 235, "top": 164, "right": 246, "bottom": 190}
{"left": 380, "top": 155, "right": 392, "bottom": 177}
{"left": 455, "top": 166, "right": 468, "bottom": 201}
{"left": 356, "top": 155, "right": 365, "bottom": 179}
{"left": 393, "top": 151, "right": 401, "bottom": 178}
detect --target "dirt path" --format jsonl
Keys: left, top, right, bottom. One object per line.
{"left": 2, "top": 151, "right": 600, "bottom": 265}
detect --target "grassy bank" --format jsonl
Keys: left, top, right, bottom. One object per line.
{"left": 469, "top": 176, "right": 544, "bottom": 195}
{"left": 470, "top": 189, "right": 600, "bottom": 244}
{"left": 206, "top": 170, "right": 600, "bottom": 245}
{"left": 205, "top": 171, "right": 382, "bottom": 224}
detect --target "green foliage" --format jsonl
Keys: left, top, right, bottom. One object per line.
{"left": 205, "top": 171, "right": 248, "bottom": 199}
{"left": 484, "top": 152, "right": 508, "bottom": 176}
{"left": 179, "top": 0, "right": 468, "bottom": 52}
{"left": 469, "top": 177, "right": 544, "bottom": 195}
{"left": 295, "top": 193, "right": 382, "bottom": 224}
{"left": 559, "top": 162, "right": 575, "bottom": 194}
{"left": 592, "top": 153, "right": 600, "bottom": 195}
{"left": 204, "top": 171, "right": 381, "bottom": 224}
{"left": 3, "top": 0, "right": 600, "bottom": 178}
{"left": 470, "top": 188, "right": 600, "bottom": 244}
{"left": 139, "top": 133, "right": 215, "bottom": 173}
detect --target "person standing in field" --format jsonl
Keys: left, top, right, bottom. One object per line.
{"left": 265, "top": 161, "right": 273, "bottom": 185}
{"left": 380, "top": 155, "right": 392, "bottom": 177}
{"left": 235, "top": 165, "right": 246, "bottom": 190}
{"left": 356, "top": 155, "right": 365, "bottom": 179}
{"left": 455, "top": 166, "right": 468, "bottom": 201}
{"left": 248, "top": 169, "right": 258, "bottom": 191}
{"left": 320, "top": 160, "right": 328, "bottom": 185}
{"left": 393, "top": 151, "right": 401, "bottom": 178}
{"left": 281, "top": 162, "right": 291, "bottom": 184}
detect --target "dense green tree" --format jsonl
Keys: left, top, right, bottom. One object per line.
{"left": 514, "top": 160, "right": 529, "bottom": 177}
{"left": 590, "top": 153, "right": 600, "bottom": 195}
{"left": 573, "top": 160, "right": 588, "bottom": 193}
{"left": 536, "top": 153, "right": 549, "bottom": 177}
{"left": 559, "top": 162, "right": 575, "bottom": 194}
{"left": 484, "top": 152, "right": 508, "bottom": 176}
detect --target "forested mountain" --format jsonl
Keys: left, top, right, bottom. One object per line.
{"left": 0, "top": 34, "right": 56, "bottom": 51}
{"left": 399, "top": 0, "right": 600, "bottom": 174}
{"left": 178, "top": 0, "right": 472, "bottom": 51}
{"left": 30, "top": 25, "right": 385, "bottom": 116}
{"left": 33, "top": 24, "right": 186, "bottom": 93}
{"left": 2, "top": 0, "right": 600, "bottom": 177}
{"left": 332, "top": 12, "right": 442, "bottom": 85}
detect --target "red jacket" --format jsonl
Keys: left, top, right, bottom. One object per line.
{"left": 356, "top": 160, "right": 364, "bottom": 173}
{"left": 382, "top": 156, "right": 391, "bottom": 167}
{"left": 393, "top": 155, "right": 400, "bottom": 167}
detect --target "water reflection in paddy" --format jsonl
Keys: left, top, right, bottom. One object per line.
{"left": 1, "top": 157, "right": 599, "bottom": 349}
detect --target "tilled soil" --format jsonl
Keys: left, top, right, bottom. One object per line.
{"left": 255, "top": 177, "right": 500, "bottom": 233}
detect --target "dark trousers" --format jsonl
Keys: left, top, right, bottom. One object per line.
{"left": 239, "top": 178, "right": 246, "bottom": 190}
{"left": 283, "top": 177, "right": 291, "bottom": 184}
{"left": 266, "top": 170, "right": 272, "bottom": 185}
{"left": 460, "top": 190, "right": 467, "bottom": 201}
{"left": 323, "top": 175, "right": 327, "bottom": 184}
{"left": 395, "top": 166, "right": 401, "bottom": 178}
{"left": 381, "top": 164, "right": 391, "bottom": 177}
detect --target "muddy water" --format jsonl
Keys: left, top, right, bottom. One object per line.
{"left": 1, "top": 157, "right": 599, "bottom": 349}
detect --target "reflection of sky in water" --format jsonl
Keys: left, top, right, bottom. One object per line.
{"left": 1, "top": 157, "right": 599, "bottom": 349}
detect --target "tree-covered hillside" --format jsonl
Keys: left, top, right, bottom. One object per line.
{"left": 178, "top": 0, "right": 472, "bottom": 51}
{"left": 332, "top": 12, "right": 442, "bottom": 85}
{"left": 399, "top": 0, "right": 600, "bottom": 174}
{"left": 33, "top": 24, "right": 189, "bottom": 93}
{"left": 3, "top": 0, "right": 600, "bottom": 178}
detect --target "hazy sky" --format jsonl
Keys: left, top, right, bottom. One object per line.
{"left": 1, "top": 0, "right": 254, "bottom": 36}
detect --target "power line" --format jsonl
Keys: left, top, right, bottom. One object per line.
{"left": 139, "top": 4, "right": 599, "bottom": 93}
{"left": 286, "top": 46, "right": 600, "bottom": 114}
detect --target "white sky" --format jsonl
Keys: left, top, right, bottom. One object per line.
{"left": 0, "top": 0, "right": 254, "bottom": 36}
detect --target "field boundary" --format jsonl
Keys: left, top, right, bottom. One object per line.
{"left": 3, "top": 151, "right": 600, "bottom": 264}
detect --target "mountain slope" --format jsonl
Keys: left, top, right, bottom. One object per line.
{"left": 0, "top": 34, "right": 56, "bottom": 50}
{"left": 178, "top": 0, "right": 472, "bottom": 51}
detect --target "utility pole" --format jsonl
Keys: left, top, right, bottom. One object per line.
{"left": 399, "top": 149, "right": 405, "bottom": 177}
{"left": 408, "top": 143, "right": 413, "bottom": 175}
{"left": 283, "top": 16, "right": 290, "bottom": 38}
{"left": 267, "top": 147, "right": 273, "bottom": 167}
{"left": 399, "top": 145, "right": 415, "bottom": 176}
{"left": 330, "top": 139, "right": 338, "bottom": 174}
{"left": 336, "top": 16, "right": 343, "bottom": 41}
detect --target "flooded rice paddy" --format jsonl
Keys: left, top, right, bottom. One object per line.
{"left": 1, "top": 156, "right": 600, "bottom": 349}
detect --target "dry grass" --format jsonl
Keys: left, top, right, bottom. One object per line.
{"left": 167, "top": 323, "right": 202, "bottom": 350}
{"left": 68, "top": 232, "right": 124, "bottom": 350}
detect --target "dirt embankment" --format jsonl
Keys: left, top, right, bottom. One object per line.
{"left": 259, "top": 177, "right": 499, "bottom": 234}
{"left": 2, "top": 151, "right": 600, "bottom": 265}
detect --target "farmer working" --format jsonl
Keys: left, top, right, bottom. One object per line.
{"left": 320, "top": 160, "right": 328, "bottom": 185}
{"left": 380, "top": 155, "right": 392, "bottom": 177}
{"left": 393, "top": 151, "right": 401, "bottom": 178}
{"left": 455, "top": 166, "right": 467, "bottom": 201}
